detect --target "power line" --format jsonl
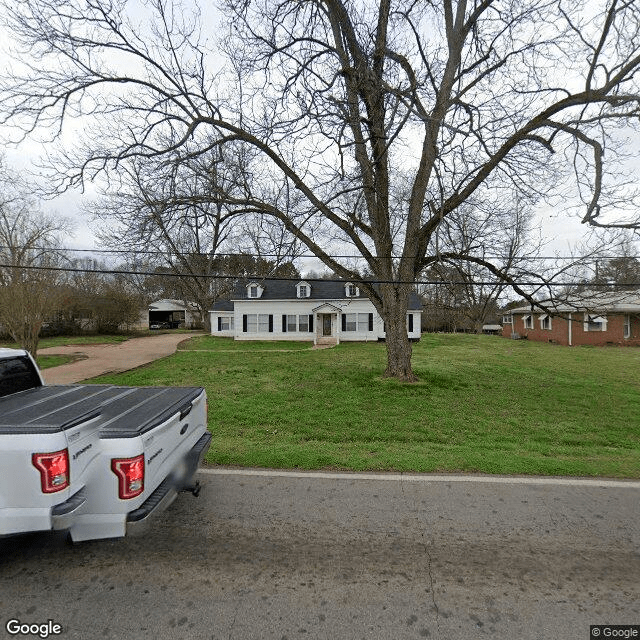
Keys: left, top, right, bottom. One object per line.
{"left": 0, "top": 245, "right": 636, "bottom": 262}
{"left": 2, "top": 262, "right": 638, "bottom": 288}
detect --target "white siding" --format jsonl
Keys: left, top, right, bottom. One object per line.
{"left": 211, "top": 299, "right": 422, "bottom": 342}
{"left": 334, "top": 299, "right": 382, "bottom": 342}
{"left": 209, "top": 312, "right": 235, "bottom": 337}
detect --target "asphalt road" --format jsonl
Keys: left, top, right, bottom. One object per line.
{"left": 1, "top": 469, "right": 638, "bottom": 640}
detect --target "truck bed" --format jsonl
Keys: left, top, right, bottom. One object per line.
{"left": 0, "top": 385, "right": 204, "bottom": 437}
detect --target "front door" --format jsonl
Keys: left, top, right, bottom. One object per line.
{"left": 322, "top": 314, "right": 332, "bottom": 336}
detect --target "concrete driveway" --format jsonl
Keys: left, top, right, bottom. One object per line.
{"left": 40, "top": 333, "right": 202, "bottom": 384}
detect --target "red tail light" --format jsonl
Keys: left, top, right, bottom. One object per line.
{"left": 32, "top": 449, "right": 70, "bottom": 494}
{"left": 111, "top": 455, "right": 145, "bottom": 499}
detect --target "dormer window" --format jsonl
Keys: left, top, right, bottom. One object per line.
{"left": 296, "top": 281, "right": 311, "bottom": 298}
{"left": 247, "top": 282, "right": 263, "bottom": 299}
{"left": 345, "top": 283, "right": 359, "bottom": 297}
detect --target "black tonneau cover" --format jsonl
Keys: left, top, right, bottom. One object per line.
{"left": 0, "top": 385, "right": 204, "bottom": 437}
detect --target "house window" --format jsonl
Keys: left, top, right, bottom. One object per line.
{"left": 342, "top": 313, "right": 372, "bottom": 332}
{"left": 539, "top": 314, "right": 552, "bottom": 330}
{"left": 624, "top": 314, "right": 631, "bottom": 339}
{"left": 244, "top": 314, "right": 272, "bottom": 333}
{"left": 407, "top": 313, "right": 414, "bottom": 332}
{"left": 218, "top": 316, "right": 234, "bottom": 331}
{"left": 298, "top": 285, "right": 308, "bottom": 298}
{"left": 502, "top": 314, "right": 513, "bottom": 324}
{"left": 249, "top": 286, "right": 258, "bottom": 298}
{"left": 357, "top": 313, "right": 369, "bottom": 332}
{"left": 523, "top": 315, "right": 533, "bottom": 329}
{"left": 282, "top": 314, "right": 312, "bottom": 333}
{"left": 345, "top": 283, "right": 359, "bottom": 297}
{"left": 584, "top": 314, "right": 607, "bottom": 332}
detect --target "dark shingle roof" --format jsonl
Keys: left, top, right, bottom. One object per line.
{"left": 210, "top": 279, "right": 422, "bottom": 310}
{"left": 210, "top": 299, "right": 234, "bottom": 312}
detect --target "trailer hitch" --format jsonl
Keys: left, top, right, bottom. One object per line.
{"left": 181, "top": 481, "right": 201, "bottom": 497}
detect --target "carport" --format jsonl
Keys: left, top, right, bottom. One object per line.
{"left": 148, "top": 299, "right": 193, "bottom": 329}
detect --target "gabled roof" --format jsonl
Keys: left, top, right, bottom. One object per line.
{"left": 209, "top": 278, "right": 423, "bottom": 310}
{"left": 312, "top": 302, "right": 342, "bottom": 313}
{"left": 508, "top": 290, "right": 640, "bottom": 314}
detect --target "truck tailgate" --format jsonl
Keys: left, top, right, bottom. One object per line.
{"left": 94, "top": 386, "right": 207, "bottom": 492}
{"left": 0, "top": 386, "right": 106, "bottom": 534}
{"left": 0, "top": 384, "right": 205, "bottom": 509}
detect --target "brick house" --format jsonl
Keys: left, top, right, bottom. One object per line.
{"left": 502, "top": 292, "right": 640, "bottom": 346}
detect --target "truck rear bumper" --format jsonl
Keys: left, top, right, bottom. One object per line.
{"left": 1, "top": 488, "right": 87, "bottom": 537}
{"left": 126, "top": 432, "right": 212, "bottom": 535}
{"left": 51, "top": 488, "right": 87, "bottom": 530}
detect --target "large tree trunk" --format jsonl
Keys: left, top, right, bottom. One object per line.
{"left": 380, "top": 284, "right": 417, "bottom": 382}
{"left": 23, "top": 325, "right": 40, "bottom": 358}
{"left": 199, "top": 304, "right": 212, "bottom": 332}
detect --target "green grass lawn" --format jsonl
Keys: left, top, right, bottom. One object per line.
{"left": 0, "top": 335, "right": 131, "bottom": 350}
{"left": 1, "top": 329, "right": 203, "bottom": 351}
{"left": 86, "top": 334, "right": 640, "bottom": 478}
{"left": 36, "top": 354, "right": 78, "bottom": 369}
{"left": 178, "top": 336, "right": 313, "bottom": 351}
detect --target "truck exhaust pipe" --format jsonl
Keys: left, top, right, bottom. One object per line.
{"left": 181, "top": 481, "right": 201, "bottom": 497}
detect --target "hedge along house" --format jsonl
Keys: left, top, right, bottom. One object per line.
{"left": 210, "top": 279, "right": 422, "bottom": 346}
{"left": 502, "top": 292, "right": 640, "bottom": 346}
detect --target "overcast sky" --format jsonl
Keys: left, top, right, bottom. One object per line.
{"left": 1, "top": 0, "right": 638, "bottom": 268}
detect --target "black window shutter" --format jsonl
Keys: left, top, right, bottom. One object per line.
{"left": 368, "top": 313, "right": 373, "bottom": 331}
{"left": 408, "top": 314, "right": 414, "bottom": 332}
{"left": 282, "top": 314, "right": 287, "bottom": 332}
{"left": 243, "top": 315, "right": 247, "bottom": 332}
{"left": 269, "top": 315, "right": 273, "bottom": 332}
{"left": 218, "top": 317, "right": 222, "bottom": 331}
{"left": 309, "top": 314, "right": 314, "bottom": 332}
{"left": 342, "top": 314, "right": 346, "bottom": 331}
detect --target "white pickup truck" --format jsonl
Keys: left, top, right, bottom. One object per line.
{"left": 0, "top": 348, "right": 211, "bottom": 542}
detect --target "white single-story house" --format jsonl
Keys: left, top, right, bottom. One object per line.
{"left": 148, "top": 299, "right": 201, "bottom": 329}
{"left": 210, "top": 279, "right": 422, "bottom": 345}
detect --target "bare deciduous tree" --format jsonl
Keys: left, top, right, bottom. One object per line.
{"left": 0, "top": 159, "right": 71, "bottom": 354}
{"left": 92, "top": 151, "right": 238, "bottom": 331}
{"left": 421, "top": 196, "right": 539, "bottom": 332}
{"left": 92, "top": 147, "right": 303, "bottom": 330}
{"left": 2, "top": 0, "right": 640, "bottom": 379}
